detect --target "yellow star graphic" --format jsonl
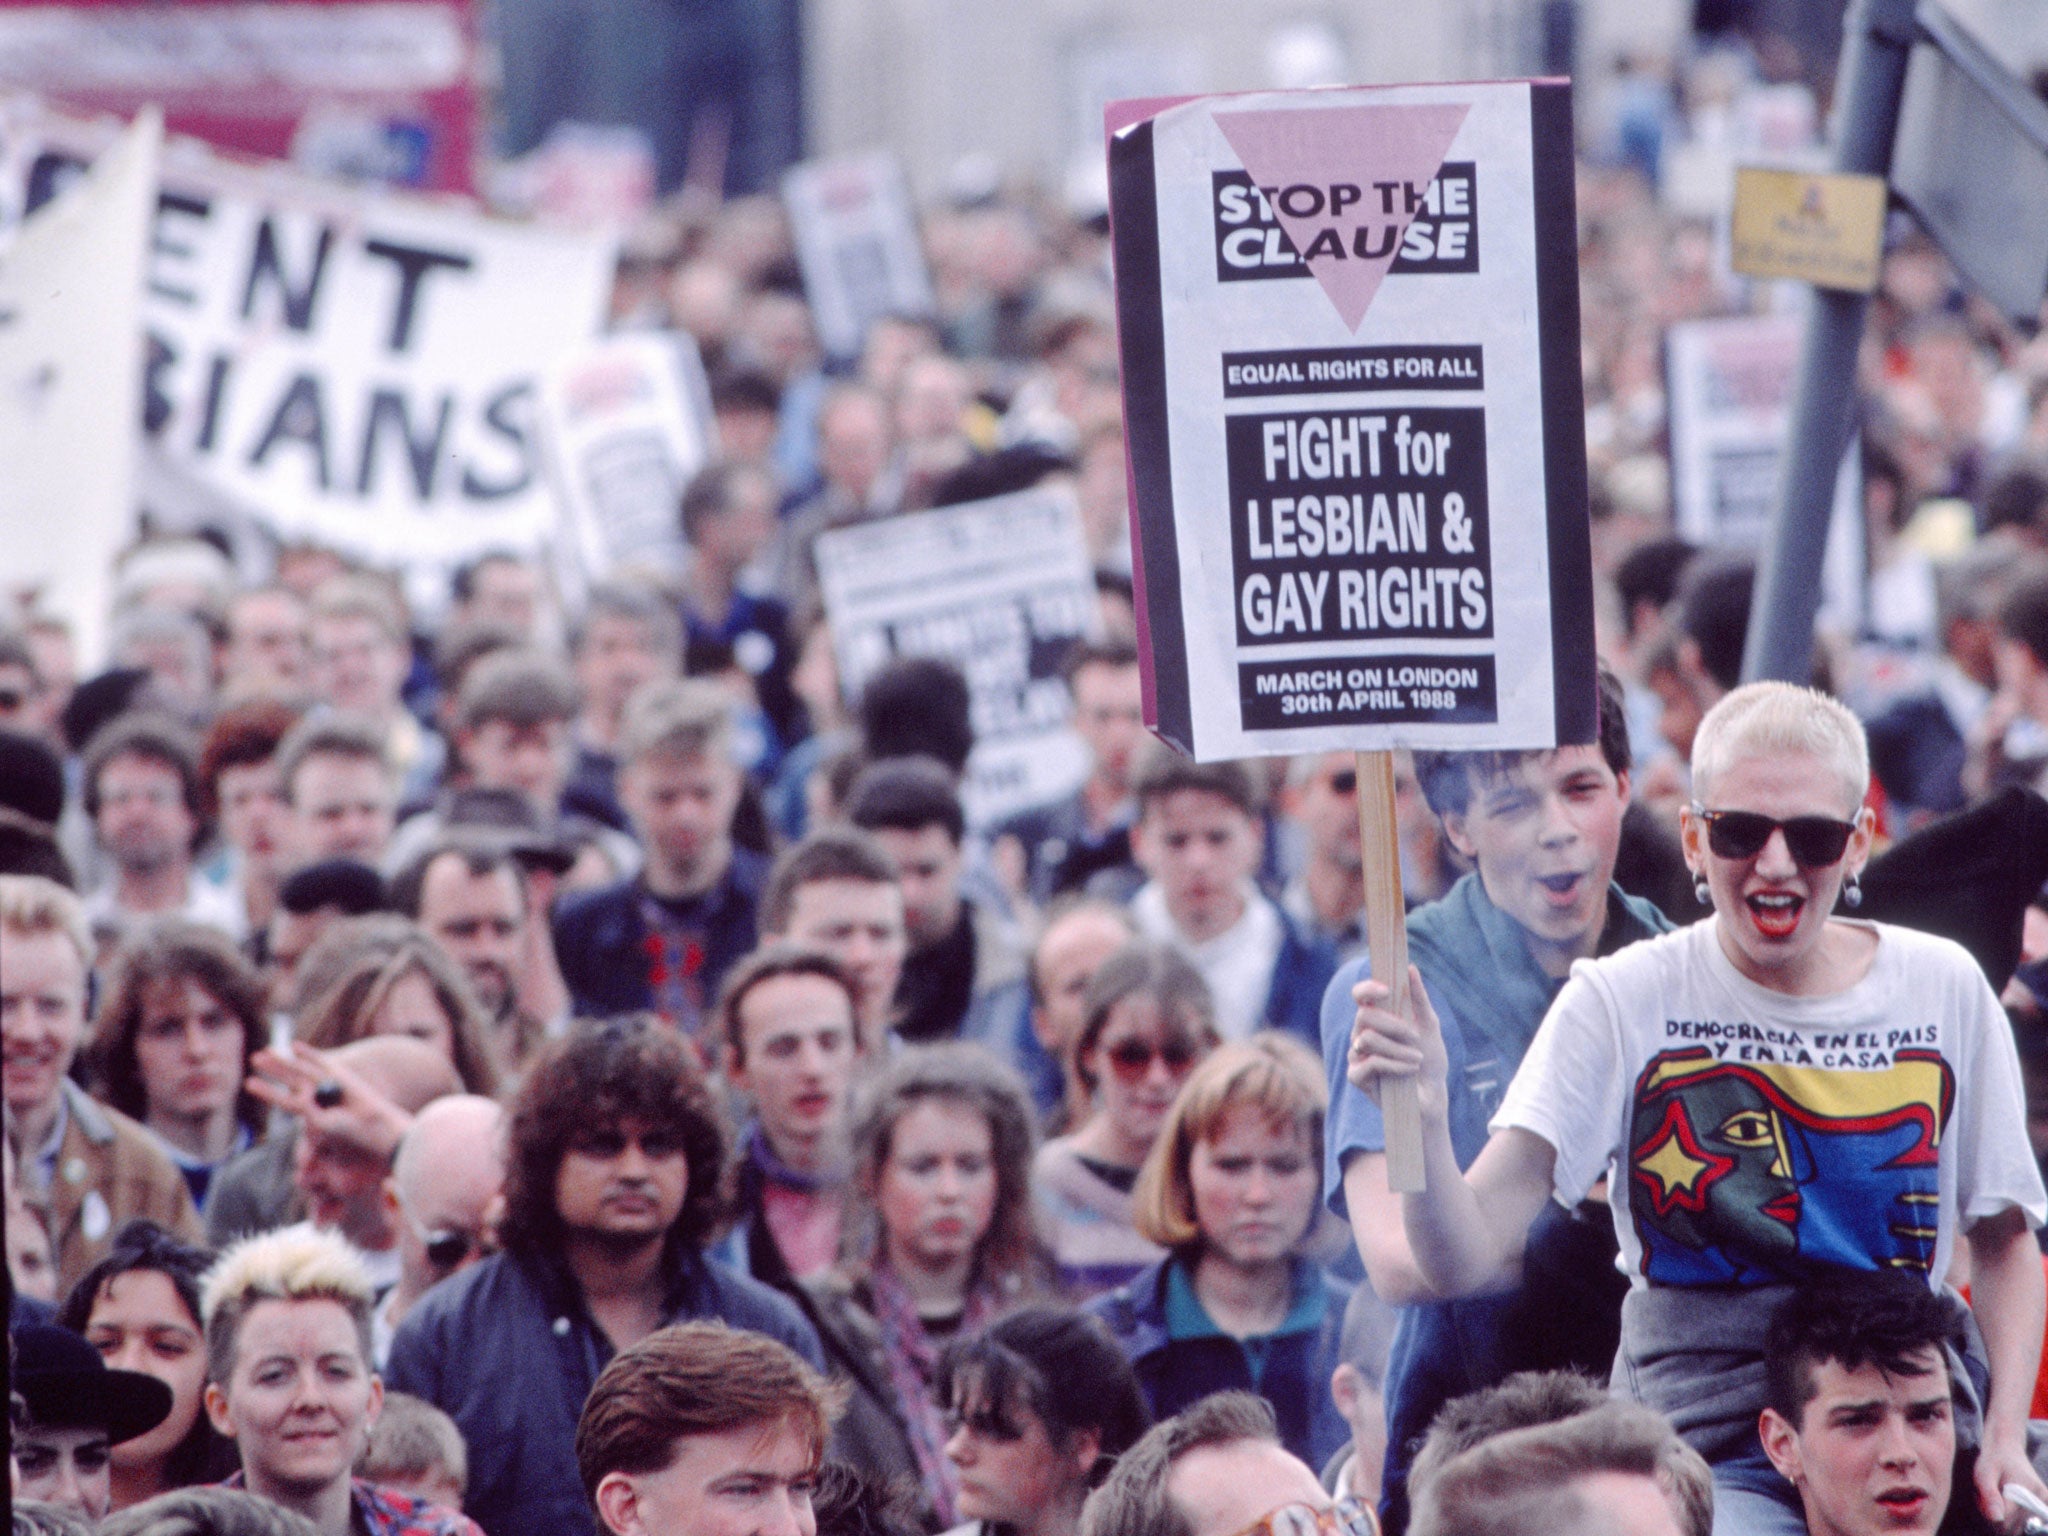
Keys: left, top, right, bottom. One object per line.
{"left": 1638, "top": 1120, "right": 1715, "bottom": 1208}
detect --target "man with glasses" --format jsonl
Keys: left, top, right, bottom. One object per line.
{"left": 374, "top": 1094, "right": 505, "bottom": 1365}
{"left": 1319, "top": 664, "right": 1670, "bottom": 1532}
{"left": 1280, "top": 752, "right": 1369, "bottom": 960}
{"left": 1080, "top": 1390, "right": 1375, "bottom": 1536}
{"left": 385, "top": 1018, "right": 823, "bottom": 1536}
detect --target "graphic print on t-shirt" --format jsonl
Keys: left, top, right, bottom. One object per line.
{"left": 1627, "top": 1044, "right": 1953, "bottom": 1286}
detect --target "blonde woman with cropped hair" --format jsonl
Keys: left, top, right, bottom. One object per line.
{"left": 1085, "top": 1033, "right": 1353, "bottom": 1474}
{"left": 1348, "top": 678, "right": 2048, "bottom": 1533}
{"left": 200, "top": 1228, "right": 480, "bottom": 1536}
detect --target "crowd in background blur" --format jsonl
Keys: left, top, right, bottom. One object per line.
{"left": 9, "top": 17, "right": 2048, "bottom": 1536}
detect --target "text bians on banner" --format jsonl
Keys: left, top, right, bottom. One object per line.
{"left": 1212, "top": 165, "right": 1478, "bottom": 281}
{"left": 1226, "top": 406, "right": 1490, "bottom": 646}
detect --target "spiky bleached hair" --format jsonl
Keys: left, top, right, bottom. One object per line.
{"left": 201, "top": 1226, "right": 376, "bottom": 1384}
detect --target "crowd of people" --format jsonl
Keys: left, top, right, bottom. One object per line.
{"left": 10, "top": 30, "right": 2048, "bottom": 1536}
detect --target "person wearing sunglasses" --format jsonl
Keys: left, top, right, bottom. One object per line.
{"left": 371, "top": 1094, "right": 503, "bottom": 1365}
{"left": 936, "top": 1307, "right": 1151, "bottom": 1536}
{"left": 1347, "top": 680, "right": 2048, "bottom": 1535}
{"left": 1034, "top": 943, "right": 1220, "bottom": 1300}
{"left": 1088, "top": 1035, "right": 1350, "bottom": 1474}
{"left": 1078, "top": 1390, "right": 1375, "bottom": 1536}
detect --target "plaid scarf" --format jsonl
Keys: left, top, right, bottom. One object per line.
{"left": 865, "top": 1262, "right": 999, "bottom": 1527}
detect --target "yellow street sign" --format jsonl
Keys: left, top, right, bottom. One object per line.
{"left": 1730, "top": 166, "right": 1888, "bottom": 292}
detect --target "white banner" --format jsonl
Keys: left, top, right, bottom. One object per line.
{"left": 816, "top": 489, "right": 1099, "bottom": 828}
{"left": 0, "top": 109, "right": 158, "bottom": 669}
{"left": 5, "top": 104, "right": 615, "bottom": 594}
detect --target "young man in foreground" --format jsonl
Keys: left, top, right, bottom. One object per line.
{"left": 575, "top": 1320, "right": 840, "bottom": 1536}
{"left": 1756, "top": 1272, "right": 1967, "bottom": 1536}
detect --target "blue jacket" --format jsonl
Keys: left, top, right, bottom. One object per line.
{"left": 551, "top": 851, "right": 768, "bottom": 1024}
{"left": 1265, "top": 905, "right": 1341, "bottom": 1052}
{"left": 1085, "top": 1255, "right": 1351, "bottom": 1471}
{"left": 384, "top": 1244, "right": 823, "bottom": 1536}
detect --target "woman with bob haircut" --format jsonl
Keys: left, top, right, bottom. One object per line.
{"left": 292, "top": 923, "right": 502, "bottom": 1098}
{"left": 1033, "top": 942, "right": 1219, "bottom": 1301}
{"left": 199, "top": 1227, "right": 482, "bottom": 1536}
{"left": 1349, "top": 679, "right": 2048, "bottom": 1532}
{"left": 57, "top": 1220, "right": 237, "bottom": 1509}
{"left": 936, "top": 1306, "right": 1151, "bottom": 1536}
{"left": 88, "top": 921, "right": 269, "bottom": 1209}
{"left": 1085, "top": 1033, "right": 1351, "bottom": 1472}
{"left": 793, "top": 1042, "right": 1046, "bottom": 1532}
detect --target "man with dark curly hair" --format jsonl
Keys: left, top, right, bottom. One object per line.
{"left": 383, "top": 1017, "right": 824, "bottom": 1536}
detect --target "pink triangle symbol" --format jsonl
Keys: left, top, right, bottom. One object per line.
{"left": 1215, "top": 103, "right": 1471, "bottom": 332}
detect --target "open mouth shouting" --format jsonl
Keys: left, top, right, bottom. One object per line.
{"left": 1745, "top": 890, "right": 1805, "bottom": 940}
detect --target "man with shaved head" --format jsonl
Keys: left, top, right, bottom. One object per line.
{"left": 376, "top": 1094, "right": 506, "bottom": 1362}
{"left": 237, "top": 1034, "right": 462, "bottom": 1296}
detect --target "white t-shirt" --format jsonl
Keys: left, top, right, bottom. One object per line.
{"left": 1494, "top": 919, "right": 2045, "bottom": 1291}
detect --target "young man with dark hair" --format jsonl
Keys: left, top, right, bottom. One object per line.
{"left": 1124, "top": 743, "right": 1336, "bottom": 1046}
{"left": 759, "top": 829, "right": 909, "bottom": 1051}
{"left": 385, "top": 1019, "right": 824, "bottom": 1536}
{"left": 996, "top": 638, "right": 1145, "bottom": 904}
{"left": 843, "top": 756, "right": 1030, "bottom": 1049}
{"left": 82, "top": 715, "right": 244, "bottom": 941}
{"left": 1320, "top": 665, "right": 1669, "bottom": 1533}
{"left": 1754, "top": 1273, "right": 1968, "bottom": 1536}
{"left": 711, "top": 947, "right": 864, "bottom": 1294}
{"left": 576, "top": 1321, "right": 841, "bottom": 1536}
{"left": 551, "top": 680, "right": 763, "bottom": 1048}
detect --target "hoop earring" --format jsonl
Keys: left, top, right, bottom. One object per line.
{"left": 1692, "top": 874, "right": 1710, "bottom": 905}
{"left": 1842, "top": 872, "right": 1863, "bottom": 909}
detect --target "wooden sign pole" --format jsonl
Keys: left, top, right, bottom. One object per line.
{"left": 1357, "top": 749, "right": 1426, "bottom": 1192}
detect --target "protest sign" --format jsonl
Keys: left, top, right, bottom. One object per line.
{"left": 1108, "top": 80, "right": 1595, "bottom": 764}
{"left": 539, "top": 331, "right": 717, "bottom": 587}
{"left": 0, "top": 110, "right": 157, "bottom": 670}
{"left": 0, "top": 0, "right": 479, "bottom": 193}
{"left": 1665, "top": 313, "right": 1863, "bottom": 634}
{"left": 5, "top": 108, "right": 615, "bottom": 606}
{"left": 815, "top": 489, "right": 1098, "bottom": 828}
{"left": 782, "top": 151, "right": 935, "bottom": 363}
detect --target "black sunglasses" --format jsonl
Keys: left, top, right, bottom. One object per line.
{"left": 423, "top": 1229, "right": 479, "bottom": 1271}
{"left": 1692, "top": 806, "right": 1858, "bottom": 867}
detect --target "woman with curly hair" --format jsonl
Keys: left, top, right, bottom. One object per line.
{"left": 795, "top": 1042, "right": 1046, "bottom": 1531}
{"left": 292, "top": 922, "right": 501, "bottom": 1098}
{"left": 88, "top": 922, "right": 269, "bottom": 1209}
